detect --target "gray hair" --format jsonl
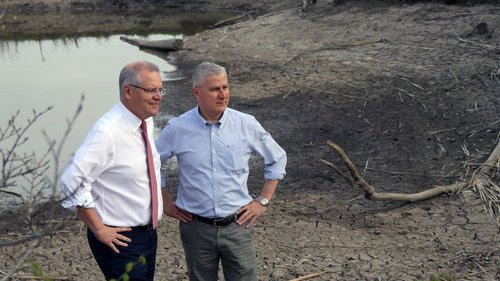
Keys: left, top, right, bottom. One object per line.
{"left": 119, "top": 61, "right": 160, "bottom": 97}
{"left": 192, "top": 62, "right": 227, "bottom": 87}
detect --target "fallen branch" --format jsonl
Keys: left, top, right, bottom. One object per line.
{"left": 119, "top": 36, "right": 183, "bottom": 52}
{"left": 10, "top": 275, "right": 70, "bottom": 280}
{"left": 211, "top": 11, "right": 255, "bottom": 28}
{"left": 320, "top": 139, "right": 500, "bottom": 224}
{"left": 318, "top": 158, "right": 353, "bottom": 186}
{"left": 288, "top": 271, "right": 330, "bottom": 281}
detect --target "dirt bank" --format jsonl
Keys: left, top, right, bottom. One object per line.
{"left": 1, "top": 0, "right": 499, "bottom": 280}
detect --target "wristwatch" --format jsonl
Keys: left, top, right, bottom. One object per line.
{"left": 256, "top": 195, "right": 270, "bottom": 207}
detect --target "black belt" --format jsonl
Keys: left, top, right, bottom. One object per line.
{"left": 130, "top": 224, "right": 153, "bottom": 232}
{"left": 107, "top": 224, "right": 153, "bottom": 232}
{"left": 193, "top": 214, "right": 240, "bottom": 227}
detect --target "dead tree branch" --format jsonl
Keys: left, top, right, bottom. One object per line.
{"left": 0, "top": 96, "right": 84, "bottom": 280}
{"left": 320, "top": 138, "right": 500, "bottom": 225}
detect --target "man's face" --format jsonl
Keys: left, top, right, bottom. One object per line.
{"left": 124, "top": 70, "right": 163, "bottom": 120}
{"left": 193, "top": 73, "right": 229, "bottom": 120}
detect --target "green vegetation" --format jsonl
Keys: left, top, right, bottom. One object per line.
{"left": 429, "top": 271, "right": 454, "bottom": 281}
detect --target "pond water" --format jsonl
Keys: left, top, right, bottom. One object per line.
{"left": 1, "top": 33, "right": 178, "bottom": 154}
{"left": 0, "top": 33, "right": 182, "bottom": 200}
{"left": 0, "top": 6, "right": 233, "bottom": 201}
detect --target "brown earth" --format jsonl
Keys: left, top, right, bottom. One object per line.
{"left": 1, "top": 0, "right": 499, "bottom": 280}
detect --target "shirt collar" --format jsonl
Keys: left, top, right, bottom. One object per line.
{"left": 195, "top": 107, "right": 226, "bottom": 128}
{"left": 117, "top": 101, "right": 144, "bottom": 130}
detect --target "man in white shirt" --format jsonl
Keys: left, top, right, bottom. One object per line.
{"left": 60, "top": 61, "right": 165, "bottom": 281}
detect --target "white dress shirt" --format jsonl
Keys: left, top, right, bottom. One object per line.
{"left": 60, "top": 102, "right": 163, "bottom": 227}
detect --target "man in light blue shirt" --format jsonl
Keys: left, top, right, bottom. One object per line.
{"left": 156, "top": 62, "right": 286, "bottom": 281}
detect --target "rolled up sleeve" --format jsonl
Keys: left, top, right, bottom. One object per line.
{"left": 252, "top": 119, "right": 287, "bottom": 180}
{"left": 59, "top": 129, "right": 112, "bottom": 209}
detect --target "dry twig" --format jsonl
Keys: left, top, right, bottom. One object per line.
{"left": 457, "top": 37, "right": 500, "bottom": 52}
{"left": 399, "top": 77, "right": 424, "bottom": 91}
{"left": 0, "top": 97, "right": 84, "bottom": 280}
{"left": 288, "top": 271, "right": 330, "bottom": 281}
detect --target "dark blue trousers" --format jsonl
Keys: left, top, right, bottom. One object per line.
{"left": 87, "top": 226, "right": 157, "bottom": 281}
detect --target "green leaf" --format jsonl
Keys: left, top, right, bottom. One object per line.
{"left": 442, "top": 272, "right": 453, "bottom": 281}
{"left": 32, "top": 263, "right": 43, "bottom": 277}
{"left": 138, "top": 255, "right": 147, "bottom": 265}
{"left": 125, "top": 262, "right": 135, "bottom": 273}
{"left": 121, "top": 273, "right": 130, "bottom": 281}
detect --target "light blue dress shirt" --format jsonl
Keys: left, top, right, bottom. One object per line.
{"left": 156, "top": 107, "right": 287, "bottom": 218}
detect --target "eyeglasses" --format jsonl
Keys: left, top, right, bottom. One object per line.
{"left": 129, "top": 84, "right": 166, "bottom": 96}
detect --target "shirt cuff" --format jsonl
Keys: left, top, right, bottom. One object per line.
{"left": 61, "top": 190, "right": 95, "bottom": 210}
{"left": 264, "top": 170, "right": 286, "bottom": 180}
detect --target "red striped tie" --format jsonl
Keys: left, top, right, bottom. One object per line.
{"left": 140, "top": 120, "right": 158, "bottom": 229}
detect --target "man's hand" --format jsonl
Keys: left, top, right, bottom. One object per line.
{"left": 163, "top": 199, "right": 192, "bottom": 223}
{"left": 236, "top": 200, "right": 268, "bottom": 228}
{"left": 77, "top": 207, "right": 131, "bottom": 254}
{"left": 93, "top": 225, "right": 132, "bottom": 254}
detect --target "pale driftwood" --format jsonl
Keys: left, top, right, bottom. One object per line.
{"left": 288, "top": 271, "right": 329, "bottom": 281}
{"left": 212, "top": 11, "right": 255, "bottom": 28}
{"left": 12, "top": 275, "right": 70, "bottom": 280}
{"left": 119, "top": 36, "right": 183, "bottom": 52}
{"left": 321, "top": 141, "right": 466, "bottom": 201}
{"left": 320, "top": 139, "right": 500, "bottom": 224}
{"left": 481, "top": 139, "right": 500, "bottom": 174}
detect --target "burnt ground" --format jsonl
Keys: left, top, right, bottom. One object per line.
{"left": 1, "top": 0, "right": 499, "bottom": 280}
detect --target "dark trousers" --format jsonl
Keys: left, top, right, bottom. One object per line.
{"left": 87, "top": 226, "right": 157, "bottom": 281}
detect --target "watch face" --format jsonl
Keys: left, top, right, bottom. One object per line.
{"left": 260, "top": 197, "right": 269, "bottom": 206}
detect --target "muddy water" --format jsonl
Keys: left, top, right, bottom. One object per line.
{"left": 0, "top": 10, "right": 230, "bottom": 200}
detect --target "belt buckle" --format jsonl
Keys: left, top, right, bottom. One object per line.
{"left": 213, "top": 218, "right": 226, "bottom": 227}
{"left": 213, "top": 214, "right": 237, "bottom": 227}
